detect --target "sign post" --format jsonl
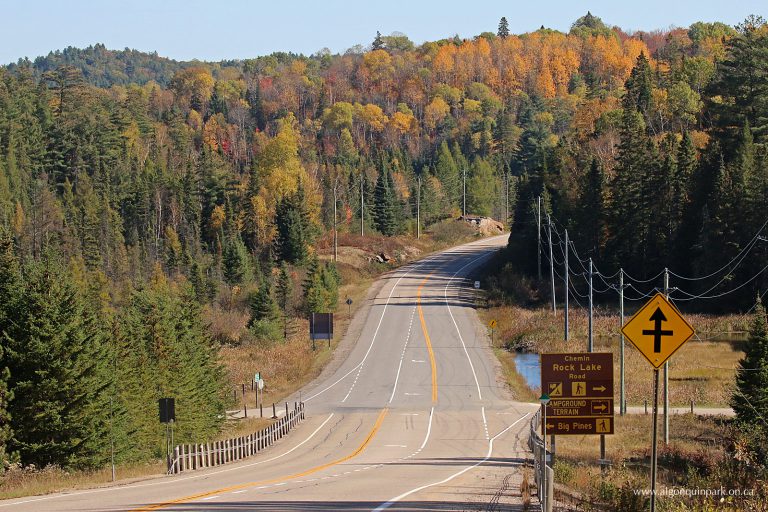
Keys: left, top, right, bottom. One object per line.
{"left": 621, "top": 292, "right": 694, "bottom": 512}
{"left": 309, "top": 313, "right": 334, "bottom": 350}
{"left": 489, "top": 319, "right": 497, "bottom": 345}
{"left": 539, "top": 393, "right": 551, "bottom": 510}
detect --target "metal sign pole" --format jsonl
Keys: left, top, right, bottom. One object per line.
{"left": 588, "top": 258, "right": 593, "bottom": 353}
{"left": 620, "top": 269, "right": 626, "bottom": 416}
{"left": 651, "top": 368, "right": 660, "bottom": 512}
{"left": 564, "top": 229, "right": 569, "bottom": 341}
{"left": 663, "top": 269, "right": 669, "bottom": 445}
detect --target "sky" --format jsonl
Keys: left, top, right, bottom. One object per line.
{"left": 1, "top": 0, "right": 766, "bottom": 64}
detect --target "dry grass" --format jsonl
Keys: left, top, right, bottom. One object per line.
{"left": 0, "top": 461, "right": 166, "bottom": 500}
{"left": 479, "top": 304, "right": 746, "bottom": 407}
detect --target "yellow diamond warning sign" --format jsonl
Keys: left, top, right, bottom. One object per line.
{"left": 621, "top": 293, "right": 694, "bottom": 369}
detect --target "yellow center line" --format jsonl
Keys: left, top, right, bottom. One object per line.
{"left": 130, "top": 407, "right": 389, "bottom": 511}
{"left": 417, "top": 274, "right": 438, "bottom": 403}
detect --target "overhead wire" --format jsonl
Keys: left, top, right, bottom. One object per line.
{"left": 667, "top": 218, "right": 768, "bottom": 282}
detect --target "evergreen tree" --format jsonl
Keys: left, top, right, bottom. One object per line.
{"left": 118, "top": 273, "right": 224, "bottom": 455}
{"left": 466, "top": 158, "right": 497, "bottom": 216}
{"left": 223, "top": 235, "right": 253, "bottom": 286}
{"left": 5, "top": 255, "right": 111, "bottom": 468}
{"left": 275, "top": 194, "right": 308, "bottom": 263}
{"left": 434, "top": 141, "right": 460, "bottom": 210}
{"left": 578, "top": 158, "right": 606, "bottom": 257}
{"left": 373, "top": 167, "right": 399, "bottom": 236}
{"left": 708, "top": 18, "right": 768, "bottom": 146}
{"left": 372, "top": 31, "right": 385, "bottom": 51}
{"left": 320, "top": 263, "right": 340, "bottom": 311}
{"left": 731, "top": 297, "right": 768, "bottom": 425}
{"left": 303, "top": 257, "right": 326, "bottom": 313}
{"left": 497, "top": 17, "right": 510, "bottom": 38}
{"left": 0, "top": 231, "right": 17, "bottom": 464}
{"left": 275, "top": 263, "right": 293, "bottom": 339}
{"left": 623, "top": 52, "right": 653, "bottom": 122}
{"left": 249, "top": 279, "right": 278, "bottom": 326}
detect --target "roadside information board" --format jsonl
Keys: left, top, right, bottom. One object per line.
{"left": 540, "top": 352, "right": 614, "bottom": 435}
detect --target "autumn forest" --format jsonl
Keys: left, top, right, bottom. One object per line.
{"left": 0, "top": 12, "right": 767, "bottom": 470}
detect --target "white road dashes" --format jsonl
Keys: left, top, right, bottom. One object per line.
{"left": 389, "top": 307, "right": 417, "bottom": 403}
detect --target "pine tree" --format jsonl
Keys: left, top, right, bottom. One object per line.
{"left": 303, "top": 257, "right": 327, "bottom": 314}
{"left": 275, "top": 195, "right": 308, "bottom": 263}
{"left": 275, "top": 263, "right": 293, "bottom": 339}
{"left": 466, "top": 158, "right": 497, "bottom": 216}
{"left": 497, "top": 17, "right": 510, "bottom": 38}
{"left": 623, "top": 52, "right": 653, "bottom": 121}
{"left": 118, "top": 275, "right": 224, "bottom": 455}
{"left": 434, "top": 141, "right": 460, "bottom": 210}
{"left": 579, "top": 159, "right": 606, "bottom": 257}
{"left": 372, "top": 31, "right": 385, "bottom": 51}
{"left": 731, "top": 297, "right": 768, "bottom": 425}
{"left": 249, "top": 279, "right": 278, "bottom": 326}
{"left": 0, "top": 231, "right": 17, "bottom": 464}
{"left": 320, "top": 263, "right": 340, "bottom": 311}
{"left": 223, "top": 236, "right": 253, "bottom": 285}
{"left": 373, "top": 167, "right": 399, "bottom": 236}
{"left": 6, "top": 255, "right": 111, "bottom": 469}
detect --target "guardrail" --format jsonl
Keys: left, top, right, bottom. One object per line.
{"left": 529, "top": 409, "right": 552, "bottom": 512}
{"left": 168, "top": 402, "right": 305, "bottom": 474}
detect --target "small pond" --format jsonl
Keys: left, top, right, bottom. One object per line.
{"left": 513, "top": 352, "right": 541, "bottom": 391}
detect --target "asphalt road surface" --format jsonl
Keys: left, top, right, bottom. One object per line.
{"left": 0, "top": 235, "right": 538, "bottom": 512}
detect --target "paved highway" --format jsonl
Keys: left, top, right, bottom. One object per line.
{"left": 0, "top": 235, "right": 538, "bottom": 511}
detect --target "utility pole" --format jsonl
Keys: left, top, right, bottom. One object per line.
{"left": 537, "top": 196, "right": 542, "bottom": 280}
{"left": 588, "top": 258, "right": 593, "bottom": 353}
{"left": 564, "top": 229, "right": 569, "bottom": 342}
{"left": 416, "top": 175, "right": 421, "bottom": 239}
{"left": 360, "top": 176, "right": 364, "bottom": 237}
{"left": 547, "top": 216, "right": 556, "bottom": 313}
{"left": 462, "top": 168, "right": 467, "bottom": 217}
{"left": 619, "top": 269, "right": 626, "bottom": 416}
{"left": 663, "top": 268, "right": 670, "bottom": 445}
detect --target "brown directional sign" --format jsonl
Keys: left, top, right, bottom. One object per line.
{"left": 540, "top": 352, "right": 614, "bottom": 435}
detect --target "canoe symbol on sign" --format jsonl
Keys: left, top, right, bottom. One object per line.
{"left": 548, "top": 382, "right": 563, "bottom": 397}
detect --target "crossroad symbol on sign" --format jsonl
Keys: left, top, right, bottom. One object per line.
{"left": 572, "top": 382, "right": 586, "bottom": 396}
{"left": 548, "top": 382, "right": 563, "bottom": 397}
{"left": 622, "top": 292, "right": 695, "bottom": 369}
{"left": 596, "top": 418, "right": 611, "bottom": 433}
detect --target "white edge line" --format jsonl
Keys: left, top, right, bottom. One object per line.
{"left": 372, "top": 412, "right": 529, "bottom": 511}
{"left": 0, "top": 413, "right": 336, "bottom": 508}
{"left": 444, "top": 250, "right": 499, "bottom": 400}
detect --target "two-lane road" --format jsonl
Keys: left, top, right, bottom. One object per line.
{"left": 1, "top": 235, "right": 537, "bottom": 511}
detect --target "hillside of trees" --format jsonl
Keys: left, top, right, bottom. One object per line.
{"left": 5, "top": 44, "right": 211, "bottom": 87}
{"left": 0, "top": 12, "right": 767, "bottom": 469}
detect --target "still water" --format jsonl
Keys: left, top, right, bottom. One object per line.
{"left": 513, "top": 352, "right": 541, "bottom": 391}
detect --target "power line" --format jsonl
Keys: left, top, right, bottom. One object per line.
{"left": 671, "top": 262, "right": 768, "bottom": 301}
{"left": 667, "top": 218, "right": 768, "bottom": 282}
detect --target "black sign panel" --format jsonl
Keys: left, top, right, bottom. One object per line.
{"left": 159, "top": 397, "right": 175, "bottom": 423}
{"left": 310, "top": 313, "right": 334, "bottom": 340}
